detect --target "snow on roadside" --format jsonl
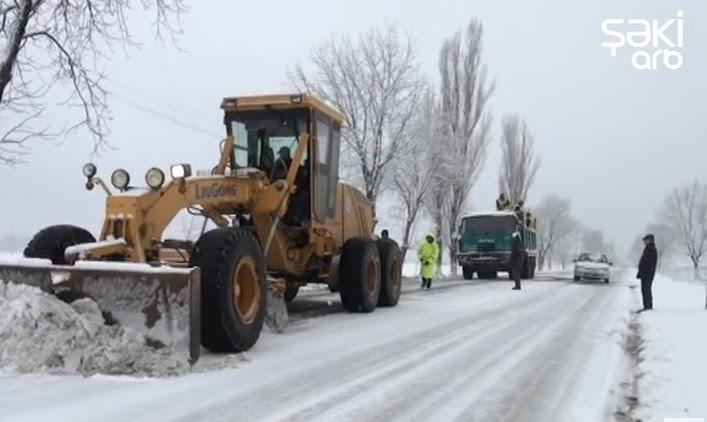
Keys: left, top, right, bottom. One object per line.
{"left": 0, "top": 282, "right": 189, "bottom": 377}
{"left": 633, "top": 274, "right": 707, "bottom": 421}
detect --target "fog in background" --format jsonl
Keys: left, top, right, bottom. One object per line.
{"left": 1, "top": 0, "right": 705, "bottom": 259}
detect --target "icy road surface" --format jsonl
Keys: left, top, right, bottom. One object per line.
{"left": 0, "top": 273, "right": 631, "bottom": 422}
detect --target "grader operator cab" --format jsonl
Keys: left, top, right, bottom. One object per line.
{"left": 0, "top": 94, "right": 402, "bottom": 364}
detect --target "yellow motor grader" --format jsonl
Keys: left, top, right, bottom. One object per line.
{"left": 0, "top": 94, "right": 402, "bottom": 363}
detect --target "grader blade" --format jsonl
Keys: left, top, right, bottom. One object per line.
{"left": 0, "top": 260, "right": 201, "bottom": 364}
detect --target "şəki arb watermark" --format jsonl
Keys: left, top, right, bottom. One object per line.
{"left": 601, "top": 10, "right": 684, "bottom": 70}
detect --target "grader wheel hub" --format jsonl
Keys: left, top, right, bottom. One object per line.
{"left": 233, "top": 256, "right": 261, "bottom": 325}
{"left": 366, "top": 259, "right": 378, "bottom": 295}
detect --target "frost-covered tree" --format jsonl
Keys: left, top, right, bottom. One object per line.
{"left": 291, "top": 24, "right": 425, "bottom": 205}
{"left": 435, "top": 18, "right": 494, "bottom": 275}
{"left": 498, "top": 115, "right": 540, "bottom": 205}
{"left": 390, "top": 87, "right": 439, "bottom": 261}
{"left": 0, "top": 0, "right": 187, "bottom": 164}
{"left": 536, "top": 194, "right": 575, "bottom": 270}
{"left": 661, "top": 180, "right": 707, "bottom": 280}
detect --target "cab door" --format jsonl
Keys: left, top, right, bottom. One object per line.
{"left": 312, "top": 112, "right": 340, "bottom": 223}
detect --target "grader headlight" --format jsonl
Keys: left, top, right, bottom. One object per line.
{"left": 111, "top": 169, "right": 130, "bottom": 191}
{"left": 145, "top": 167, "right": 165, "bottom": 189}
{"left": 82, "top": 162, "right": 97, "bottom": 178}
{"left": 170, "top": 163, "right": 192, "bottom": 179}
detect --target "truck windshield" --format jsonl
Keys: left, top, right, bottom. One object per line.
{"left": 225, "top": 110, "right": 308, "bottom": 173}
{"left": 462, "top": 216, "right": 517, "bottom": 234}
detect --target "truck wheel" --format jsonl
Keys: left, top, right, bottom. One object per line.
{"left": 23, "top": 225, "right": 96, "bottom": 264}
{"left": 377, "top": 239, "right": 401, "bottom": 307}
{"left": 489, "top": 271, "right": 498, "bottom": 279}
{"left": 284, "top": 282, "right": 299, "bottom": 303}
{"left": 462, "top": 265, "right": 474, "bottom": 280}
{"left": 190, "top": 228, "right": 267, "bottom": 352}
{"left": 339, "top": 238, "right": 381, "bottom": 313}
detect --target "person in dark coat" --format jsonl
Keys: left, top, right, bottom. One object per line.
{"left": 496, "top": 193, "right": 511, "bottom": 211}
{"left": 510, "top": 230, "right": 524, "bottom": 290}
{"left": 637, "top": 234, "right": 658, "bottom": 311}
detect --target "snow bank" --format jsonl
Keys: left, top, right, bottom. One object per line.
{"left": 634, "top": 275, "right": 707, "bottom": 421}
{"left": 0, "top": 282, "right": 189, "bottom": 377}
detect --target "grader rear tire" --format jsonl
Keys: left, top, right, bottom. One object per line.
{"left": 462, "top": 265, "right": 474, "bottom": 280}
{"left": 377, "top": 239, "right": 401, "bottom": 307}
{"left": 23, "top": 225, "right": 96, "bottom": 264}
{"left": 339, "top": 238, "right": 381, "bottom": 313}
{"left": 190, "top": 228, "right": 267, "bottom": 352}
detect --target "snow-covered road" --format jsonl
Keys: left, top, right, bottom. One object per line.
{"left": 0, "top": 273, "right": 631, "bottom": 422}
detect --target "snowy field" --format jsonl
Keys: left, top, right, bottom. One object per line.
{"left": 0, "top": 271, "right": 635, "bottom": 422}
{"left": 631, "top": 274, "right": 707, "bottom": 422}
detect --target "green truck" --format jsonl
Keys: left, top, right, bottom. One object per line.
{"left": 456, "top": 210, "right": 538, "bottom": 280}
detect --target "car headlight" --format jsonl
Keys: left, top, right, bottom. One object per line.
{"left": 82, "top": 163, "right": 97, "bottom": 178}
{"left": 145, "top": 167, "right": 165, "bottom": 189}
{"left": 111, "top": 169, "right": 130, "bottom": 190}
{"left": 170, "top": 163, "right": 192, "bottom": 179}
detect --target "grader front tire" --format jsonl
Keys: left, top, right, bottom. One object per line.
{"left": 190, "top": 228, "right": 267, "bottom": 352}
{"left": 339, "top": 238, "right": 381, "bottom": 313}
{"left": 23, "top": 225, "right": 96, "bottom": 265}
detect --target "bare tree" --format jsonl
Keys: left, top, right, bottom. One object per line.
{"left": 498, "top": 114, "right": 540, "bottom": 205}
{"left": 535, "top": 194, "right": 575, "bottom": 271}
{"left": 661, "top": 180, "right": 707, "bottom": 280}
{"left": 290, "top": 24, "right": 425, "bottom": 205}
{"left": 554, "top": 222, "right": 584, "bottom": 270}
{"left": 0, "top": 0, "right": 186, "bottom": 164}
{"left": 390, "top": 87, "right": 439, "bottom": 261}
{"left": 436, "top": 18, "right": 494, "bottom": 275}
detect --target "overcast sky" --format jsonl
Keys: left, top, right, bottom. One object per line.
{"left": 1, "top": 0, "right": 705, "bottom": 257}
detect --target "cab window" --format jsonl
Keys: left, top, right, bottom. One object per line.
{"left": 312, "top": 113, "right": 339, "bottom": 221}
{"left": 224, "top": 110, "right": 308, "bottom": 174}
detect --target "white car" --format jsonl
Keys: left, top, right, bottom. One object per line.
{"left": 573, "top": 252, "right": 612, "bottom": 283}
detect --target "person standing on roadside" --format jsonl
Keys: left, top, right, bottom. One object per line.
{"left": 510, "top": 230, "right": 524, "bottom": 290}
{"left": 418, "top": 234, "right": 439, "bottom": 290}
{"left": 637, "top": 233, "right": 658, "bottom": 312}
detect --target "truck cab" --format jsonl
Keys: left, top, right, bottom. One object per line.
{"left": 457, "top": 211, "right": 537, "bottom": 280}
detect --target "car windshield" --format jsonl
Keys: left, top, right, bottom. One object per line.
{"left": 577, "top": 253, "right": 608, "bottom": 263}
{"left": 225, "top": 110, "right": 308, "bottom": 172}
{"left": 462, "top": 215, "right": 517, "bottom": 234}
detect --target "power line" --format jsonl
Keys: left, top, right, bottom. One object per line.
{"left": 105, "top": 78, "right": 209, "bottom": 122}
{"left": 110, "top": 92, "right": 222, "bottom": 139}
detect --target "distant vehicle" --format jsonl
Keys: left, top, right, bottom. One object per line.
{"left": 573, "top": 253, "right": 612, "bottom": 283}
{"left": 456, "top": 210, "right": 538, "bottom": 280}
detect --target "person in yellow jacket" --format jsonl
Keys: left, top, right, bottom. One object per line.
{"left": 418, "top": 234, "right": 440, "bottom": 290}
